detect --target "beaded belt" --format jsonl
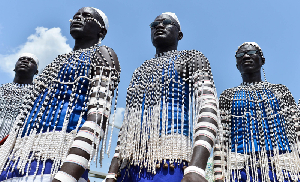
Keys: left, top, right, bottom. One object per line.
{"left": 229, "top": 152, "right": 300, "bottom": 172}
{"left": 12, "top": 131, "right": 75, "bottom": 161}
{"left": 157, "top": 134, "right": 192, "bottom": 162}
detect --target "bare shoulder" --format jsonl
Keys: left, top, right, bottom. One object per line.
{"left": 96, "top": 46, "right": 121, "bottom": 73}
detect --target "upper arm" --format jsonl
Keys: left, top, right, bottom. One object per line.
{"left": 96, "top": 46, "right": 120, "bottom": 73}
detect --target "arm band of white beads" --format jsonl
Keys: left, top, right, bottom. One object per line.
{"left": 65, "top": 154, "right": 89, "bottom": 170}
{"left": 214, "top": 167, "right": 222, "bottom": 173}
{"left": 77, "top": 130, "right": 99, "bottom": 142}
{"left": 71, "top": 140, "right": 94, "bottom": 156}
{"left": 195, "top": 122, "right": 217, "bottom": 132}
{"left": 198, "top": 112, "right": 218, "bottom": 122}
{"left": 184, "top": 166, "right": 206, "bottom": 178}
{"left": 195, "top": 130, "right": 215, "bottom": 141}
{"left": 194, "top": 140, "right": 212, "bottom": 152}
{"left": 82, "top": 121, "right": 104, "bottom": 139}
{"left": 201, "top": 104, "right": 218, "bottom": 112}
{"left": 106, "top": 173, "right": 117, "bottom": 180}
{"left": 87, "top": 107, "right": 109, "bottom": 118}
{"left": 215, "top": 174, "right": 224, "bottom": 180}
{"left": 54, "top": 171, "right": 77, "bottom": 182}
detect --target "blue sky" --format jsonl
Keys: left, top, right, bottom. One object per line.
{"left": 1, "top": 0, "right": 300, "bottom": 180}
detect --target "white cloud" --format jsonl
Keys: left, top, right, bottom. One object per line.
{"left": 0, "top": 27, "right": 72, "bottom": 77}
{"left": 110, "top": 107, "right": 125, "bottom": 129}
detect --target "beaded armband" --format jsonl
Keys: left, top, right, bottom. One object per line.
{"left": 77, "top": 130, "right": 99, "bottom": 142}
{"left": 184, "top": 166, "right": 206, "bottom": 178}
{"left": 65, "top": 154, "right": 89, "bottom": 170}
{"left": 195, "top": 122, "right": 217, "bottom": 133}
{"left": 106, "top": 173, "right": 117, "bottom": 180}
{"left": 82, "top": 120, "right": 104, "bottom": 139}
{"left": 71, "top": 140, "right": 94, "bottom": 155}
{"left": 198, "top": 112, "right": 218, "bottom": 122}
{"left": 194, "top": 140, "right": 212, "bottom": 152}
{"left": 54, "top": 171, "right": 77, "bottom": 182}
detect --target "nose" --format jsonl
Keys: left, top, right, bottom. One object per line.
{"left": 73, "top": 14, "right": 83, "bottom": 21}
{"left": 22, "top": 58, "right": 32, "bottom": 64}
{"left": 156, "top": 21, "right": 164, "bottom": 29}
{"left": 242, "top": 53, "right": 250, "bottom": 58}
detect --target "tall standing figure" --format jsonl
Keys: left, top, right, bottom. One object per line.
{"left": 107, "top": 12, "right": 219, "bottom": 182}
{"left": 214, "top": 42, "right": 300, "bottom": 182}
{"left": 0, "top": 7, "right": 120, "bottom": 182}
{"left": 0, "top": 53, "right": 38, "bottom": 143}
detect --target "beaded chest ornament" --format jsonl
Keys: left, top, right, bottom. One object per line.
{"left": 117, "top": 50, "right": 220, "bottom": 175}
{"left": 0, "top": 83, "right": 32, "bottom": 140}
{"left": 217, "top": 82, "right": 300, "bottom": 181}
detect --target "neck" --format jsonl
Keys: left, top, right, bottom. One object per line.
{"left": 155, "top": 44, "right": 178, "bottom": 55}
{"left": 73, "top": 38, "right": 100, "bottom": 51}
{"left": 13, "top": 74, "right": 33, "bottom": 84}
{"left": 241, "top": 71, "right": 262, "bottom": 83}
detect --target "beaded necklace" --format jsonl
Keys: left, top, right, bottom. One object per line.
{"left": 218, "top": 82, "right": 300, "bottom": 181}
{"left": 118, "top": 50, "right": 218, "bottom": 174}
{"left": 0, "top": 83, "right": 32, "bottom": 140}
{"left": 0, "top": 44, "right": 120, "bottom": 176}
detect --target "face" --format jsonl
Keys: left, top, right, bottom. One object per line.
{"left": 151, "top": 14, "right": 182, "bottom": 48}
{"left": 14, "top": 56, "right": 38, "bottom": 76}
{"left": 70, "top": 7, "right": 105, "bottom": 40}
{"left": 236, "top": 44, "right": 265, "bottom": 74}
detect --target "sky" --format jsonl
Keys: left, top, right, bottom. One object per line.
{"left": 1, "top": 0, "right": 300, "bottom": 181}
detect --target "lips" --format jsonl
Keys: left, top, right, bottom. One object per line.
{"left": 154, "top": 30, "right": 165, "bottom": 35}
{"left": 18, "top": 64, "right": 28, "bottom": 69}
{"left": 243, "top": 60, "right": 254, "bottom": 65}
{"left": 242, "top": 58, "right": 254, "bottom": 65}
{"left": 71, "top": 21, "right": 84, "bottom": 28}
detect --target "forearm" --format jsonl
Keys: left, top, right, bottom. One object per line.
{"left": 213, "top": 139, "right": 225, "bottom": 182}
{"left": 187, "top": 75, "right": 219, "bottom": 178}
{"left": 52, "top": 114, "right": 104, "bottom": 182}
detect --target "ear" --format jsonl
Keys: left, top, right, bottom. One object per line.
{"left": 262, "top": 58, "right": 265, "bottom": 65}
{"left": 99, "top": 28, "right": 107, "bottom": 40}
{"left": 35, "top": 69, "right": 39, "bottom": 75}
{"left": 178, "top": 31, "right": 183, "bottom": 40}
{"left": 236, "top": 63, "right": 239, "bottom": 70}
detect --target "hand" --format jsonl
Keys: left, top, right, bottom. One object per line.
{"left": 181, "top": 173, "right": 208, "bottom": 182}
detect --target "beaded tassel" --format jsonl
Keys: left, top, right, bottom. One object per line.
{"left": 0, "top": 44, "right": 120, "bottom": 176}
{"left": 218, "top": 82, "right": 300, "bottom": 182}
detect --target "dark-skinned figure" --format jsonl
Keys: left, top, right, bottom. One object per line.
{"left": 0, "top": 53, "right": 38, "bottom": 144}
{"left": 0, "top": 7, "right": 120, "bottom": 182}
{"left": 214, "top": 42, "right": 300, "bottom": 182}
{"left": 106, "top": 12, "right": 219, "bottom": 182}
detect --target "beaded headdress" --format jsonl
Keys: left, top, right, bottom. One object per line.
{"left": 162, "top": 12, "right": 180, "bottom": 30}
{"left": 19, "top": 53, "right": 39, "bottom": 68}
{"left": 91, "top": 7, "right": 109, "bottom": 30}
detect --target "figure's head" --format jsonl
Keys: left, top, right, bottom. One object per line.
{"left": 235, "top": 42, "right": 265, "bottom": 75}
{"left": 150, "top": 12, "right": 183, "bottom": 49}
{"left": 14, "top": 53, "right": 39, "bottom": 77}
{"left": 70, "top": 7, "right": 108, "bottom": 42}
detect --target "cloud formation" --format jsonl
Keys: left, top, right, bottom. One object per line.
{"left": 0, "top": 27, "right": 72, "bottom": 77}
{"left": 110, "top": 107, "right": 125, "bottom": 129}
